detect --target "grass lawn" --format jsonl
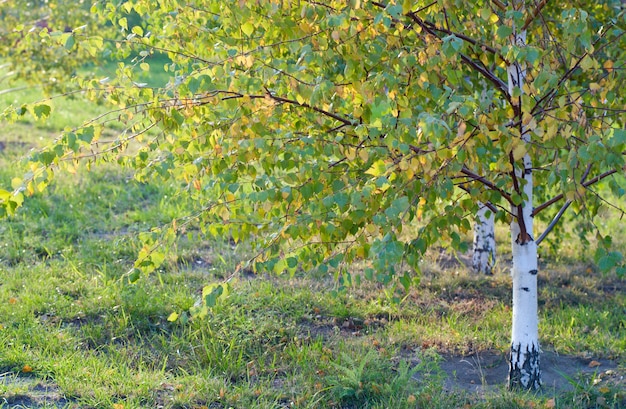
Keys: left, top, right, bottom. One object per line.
{"left": 0, "top": 76, "right": 624, "bottom": 409}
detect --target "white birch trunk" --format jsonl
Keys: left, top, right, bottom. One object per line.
{"left": 506, "top": 15, "right": 541, "bottom": 390}
{"left": 472, "top": 203, "right": 496, "bottom": 274}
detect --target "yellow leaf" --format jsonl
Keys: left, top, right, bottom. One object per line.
{"left": 416, "top": 197, "right": 426, "bottom": 220}
{"left": 543, "top": 122, "right": 558, "bottom": 141}
{"left": 344, "top": 147, "right": 356, "bottom": 161}
{"left": 218, "top": 206, "right": 230, "bottom": 221}
{"left": 364, "top": 160, "right": 387, "bottom": 177}
{"left": 579, "top": 55, "right": 595, "bottom": 71}
{"left": 22, "top": 365, "right": 33, "bottom": 373}
{"left": 603, "top": 60, "right": 614, "bottom": 72}
{"left": 457, "top": 121, "right": 466, "bottom": 138}
{"left": 512, "top": 144, "right": 526, "bottom": 161}
{"left": 589, "top": 82, "right": 601, "bottom": 91}
{"left": 522, "top": 112, "right": 534, "bottom": 126}
{"left": 358, "top": 149, "right": 369, "bottom": 162}
{"left": 295, "top": 93, "right": 306, "bottom": 105}
{"left": 167, "top": 312, "right": 179, "bottom": 322}
{"left": 241, "top": 21, "right": 254, "bottom": 36}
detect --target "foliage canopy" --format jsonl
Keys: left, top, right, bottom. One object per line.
{"left": 2, "top": 1, "right": 626, "bottom": 288}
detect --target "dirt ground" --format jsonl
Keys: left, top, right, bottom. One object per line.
{"left": 438, "top": 349, "right": 622, "bottom": 394}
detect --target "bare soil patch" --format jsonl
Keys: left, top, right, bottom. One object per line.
{"left": 0, "top": 375, "right": 71, "bottom": 409}
{"left": 437, "top": 349, "right": 623, "bottom": 394}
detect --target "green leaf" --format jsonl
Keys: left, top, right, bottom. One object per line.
{"left": 385, "top": 196, "right": 409, "bottom": 219}
{"left": 127, "top": 268, "right": 141, "bottom": 283}
{"left": 64, "top": 34, "right": 75, "bottom": 50}
{"left": 78, "top": 126, "right": 95, "bottom": 144}
{"left": 241, "top": 21, "right": 255, "bottom": 36}
{"left": 32, "top": 104, "right": 51, "bottom": 120}
{"left": 119, "top": 17, "right": 128, "bottom": 30}
{"left": 286, "top": 257, "right": 298, "bottom": 269}
{"left": 496, "top": 25, "right": 513, "bottom": 39}
{"left": 201, "top": 283, "right": 230, "bottom": 309}
{"left": 442, "top": 35, "right": 463, "bottom": 57}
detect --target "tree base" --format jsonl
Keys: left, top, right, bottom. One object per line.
{"left": 508, "top": 342, "right": 541, "bottom": 390}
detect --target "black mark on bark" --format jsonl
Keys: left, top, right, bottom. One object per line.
{"left": 508, "top": 342, "right": 541, "bottom": 391}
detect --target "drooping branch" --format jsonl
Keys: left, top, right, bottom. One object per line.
{"left": 217, "top": 89, "right": 356, "bottom": 127}
{"left": 370, "top": 1, "right": 511, "bottom": 103}
{"left": 263, "top": 89, "right": 356, "bottom": 127}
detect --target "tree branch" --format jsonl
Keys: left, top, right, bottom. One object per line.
{"left": 532, "top": 169, "right": 619, "bottom": 216}
{"left": 263, "top": 88, "right": 356, "bottom": 127}
{"left": 458, "top": 185, "right": 499, "bottom": 213}
{"left": 522, "top": 0, "right": 549, "bottom": 31}
{"left": 509, "top": 150, "right": 531, "bottom": 243}
{"left": 460, "top": 54, "right": 511, "bottom": 103}
{"left": 404, "top": 13, "right": 511, "bottom": 103}
{"left": 407, "top": 12, "right": 501, "bottom": 56}
{"left": 460, "top": 166, "right": 514, "bottom": 204}
{"left": 535, "top": 199, "right": 570, "bottom": 245}
{"left": 491, "top": 0, "right": 507, "bottom": 11}
{"left": 531, "top": 25, "right": 616, "bottom": 116}
{"left": 217, "top": 89, "right": 356, "bottom": 127}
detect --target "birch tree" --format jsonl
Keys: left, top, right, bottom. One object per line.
{"left": 472, "top": 202, "right": 496, "bottom": 274}
{"left": 2, "top": 0, "right": 625, "bottom": 390}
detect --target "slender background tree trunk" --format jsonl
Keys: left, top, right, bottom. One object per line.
{"left": 472, "top": 203, "right": 496, "bottom": 274}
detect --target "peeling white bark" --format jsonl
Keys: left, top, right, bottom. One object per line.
{"left": 472, "top": 203, "right": 496, "bottom": 274}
